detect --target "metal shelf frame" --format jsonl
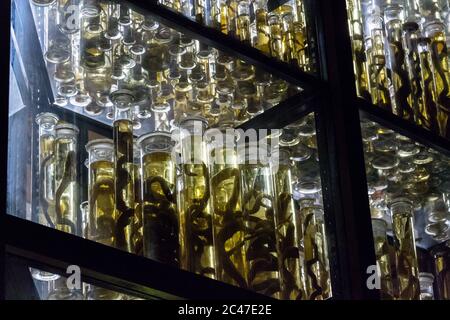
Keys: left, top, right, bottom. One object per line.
{"left": 2, "top": 0, "right": 447, "bottom": 301}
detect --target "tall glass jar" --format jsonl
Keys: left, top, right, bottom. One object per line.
{"left": 390, "top": 198, "right": 420, "bottom": 300}
{"left": 131, "top": 141, "right": 144, "bottom": 256}
{"left": 32, "top": 113, "right": 60, "bottom": 282}
{"left": 272, "top": 148, "right": 304, "bottom": 300}
{"left": 298, "top": 197, "right": 331, "bottom": 300}
{"left": 111, "top": 89, "right": 136, "bottom": 252}
{"left": 85, "top": 139, "right": 115, "bottom": 246}
{"left": 179, "top": 116, "right": 215, "bottom": 278}
{"left": 54, "top": 123, "right": 79, "bottom": 235}
{"left": 238, "top": 142, "right": 280, "bottom": 298}
{"left": 36, "top": 113, "right": 60, "bottom": 228}
{"left": 206, "top": 128, "right": 248, "bottom": 288}
{"left": 423, "top": 21, "right": 450, "bottom": 138}
{"left": 431, "top": 240, "right": 450, "bottom": 300}
{"left": 138, "top": 132, "right": 179, "bottom": 266}
{"left": 371, "top": 218, "right": 395, "bottom": 299}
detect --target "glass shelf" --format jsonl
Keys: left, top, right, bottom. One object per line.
{"left": 28, "top": 0, "right": 303, "bottom": 135}
{"left": 157, "top": 0, "right": 317, "bottom": 74}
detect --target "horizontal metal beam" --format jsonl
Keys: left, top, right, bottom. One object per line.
{"left": 358, "top": 98, "right": 450, "bottom": 158}
{"left": 237, "top": 89, "right": 317, "bottom": 130}
{"left": 4, "top": 215, "right": 271, "bottom": 300}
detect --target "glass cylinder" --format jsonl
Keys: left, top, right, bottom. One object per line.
{"left": 417, "top": 37, "right": 440, "bottom": 133}
{"left": 236, "top": 0, "right": 251, "bottom": 43}
{"left": 206, "top": 129, "right": 248, "bottom": 288}
{"left": 366, "top": 11, "right": 392, "bottom": 110}
{"left": 371, "top": 218, "right": 395, "bottom": 299}
{"left": 138, "top": 132, "right": 179, "bottom": 266}
{"left": 179, "top": 116, "right": 215, "bottom": 278}
{"left": 253, "top": 0, "right": 270, "bottom": 54}
{"left": 111, "top": 89, "right": 136, "bottom": 252}
{"left": 268, "top": 13, "right": 284, "bottom": 61}
{"left": 272, "top": 148, "right": 304, "bottom": 299}
{"left": 390, "top": 198, "right": 420, "bottom": 300}
{"left": 36, "top": 113, "right": 60, "bottom": 227}
{"left": 85, "top": 139, "right": 115, "bottom": 246}
{"left": 54, "top": 123, "right": 79, "bottom": 235}
{"left": 238, "top": 142, "right": 280, "bottom": 298}
{"left": 424, "top": 21, "right": 450, "bottom": 138}
{"left": 348, "top": 0, "right": 371, "bottom": 100}
{"left": 419, "top": 272, "right": 435, "bottom": 300}
{"left": 131, "top": 142, "right": 144, "bottom": 255}
{"left": 431, "top": 241, "right": 450, "bottom": 300}
{"left": 384, "top": 3, "right": 414, "bottom": 120}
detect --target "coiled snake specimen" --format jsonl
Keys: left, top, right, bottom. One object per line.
{"left": 55, "top": 151, "right": 77, "bottom": 234}
{"left": 211, "top": 167, "right": 247, "bottom": 288}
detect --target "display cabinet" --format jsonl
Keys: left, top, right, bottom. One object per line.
{"left": 2, "top": 0, "right": 449, "bottom": 301}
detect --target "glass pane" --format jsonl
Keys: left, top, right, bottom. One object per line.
{"left": 7, "top": 0, "right": 320, "bottom": 300}
{"left": 360, "top": 118, "right": 450, "bottom": 300}
{"left": 347, "top": 0, "right": 450, "bottom": 140}
{"left": 159, "top": 0, "right": 317, "bottom": 73}
{"left": 28, "top": 267, "right": 144, "bottom": 300}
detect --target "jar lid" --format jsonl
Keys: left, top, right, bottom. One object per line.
{"left": 55, "top": 123, "right": 80, "bottom": 135}
{"left": 36, "top": 112, "right": 59, "bottom": 126}
{"left": 110, "top": 89, "right": 135, "bottom": 108}
{"left": 85, "top": 138, "right": 114, "bottom": 153}
{"left": 372, "top": 155, "right": 399, "bottom": 170}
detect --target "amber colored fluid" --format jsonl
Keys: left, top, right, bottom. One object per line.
{"left": 429, "top": 33, "right": 450, "bottom": 137}
{"left": 88, "top": 160, "right": 116, "bottom": 246}
{"left": 54, "top": 137, "right": 78, "bottom": 235}
{"left": 209, "top": 147, "right": 248, "bottom": 288}
{"left": 269, "top": 20, "right": 284, "bottom": 61}
{"left": 392, "top": 212, "right": 420, "bottom": 300}
{"left": 113, "top": 119, "right": 135, "bottom": 252}
{"left": 419, "top": 50, "right": 439, "bottom": 132}
{"left": 236, "top": 14, "right": 250, "bottom": 43}
{"left": 255, "top": 9, "right": 270, "bottom": 54}
{"left": 142, "top": 152, "right": 179, "bottom": 266}
{"left": 240, "top": 164, "right": 281, "bottom": 299}
{"left": 373, "top": 235, "right": 395, "bottom": 299}
{"left": 273, "top": 164, "right": 304, "bottom": 300}
{"left": 38, "top": 134, "right": 57, "bottom": 226}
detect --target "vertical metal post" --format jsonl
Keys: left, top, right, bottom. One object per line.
{"left": 0, "top": 0, "right": 12, "bottom": 301}
{"left": 313, "top": 0, "right": 379, "bottom": 299}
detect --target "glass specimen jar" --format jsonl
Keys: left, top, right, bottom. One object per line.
{"left": 236, "top": 0, "right": 251, "bottom": 43}
{"left": 238, "top": 141, "right": 280, "bottom": 298}
{"left": 298, "top": 197, "right": 332, "bottom": 300}
{"left": 431, "top": 241, "right": 450, "bottom": 300}
{"left": 253, "top": 0, "right": 270, "bottom": 54}
{"left": 111, "top": 89, "right": 136, "bottom": 252}
{"left": 423, "top": 21, "right": 450, "bottom": 138}
{"left": 32, "top": 113, "right": 61, "bottom": 282}
{"left": 206, "top": 128, "right": 248, "bottom": 288}
{"left": 138, "top": 132, "right": 179, "bottom": 266}
{"left": 389, "top": 198, "right": 420, "bottom": 300}
{"left": 179, "top": 116, "right": 215, "bottom": 278}
{"left": 54, "top": 123, "right": 79, "bottom": 235}
{"left": 131, "top": 142, "right": 143, "bottom": 256}
{"left": 371, "top": 218, "right": 395, "bottom": 299}
{"left": 35, "top": 113, "right": 60, "bottom": 228}
{"left": 419, "top": 272, "right": 435, "bottom": 300}
{"left": 272, "top": 148, "right": 304, "bottom": 299}
{"left": 85, "top": 139, "right": 115, "bottom": 247}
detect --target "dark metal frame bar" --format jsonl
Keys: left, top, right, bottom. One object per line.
{"left": 358, "top": 98, "right": 450, "bottom": 158}
{"left": 5, "top": 215, "right": 270, "bottom": 300}
{"left": 313, "top": 0, "right": 378, "bottom": 299}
